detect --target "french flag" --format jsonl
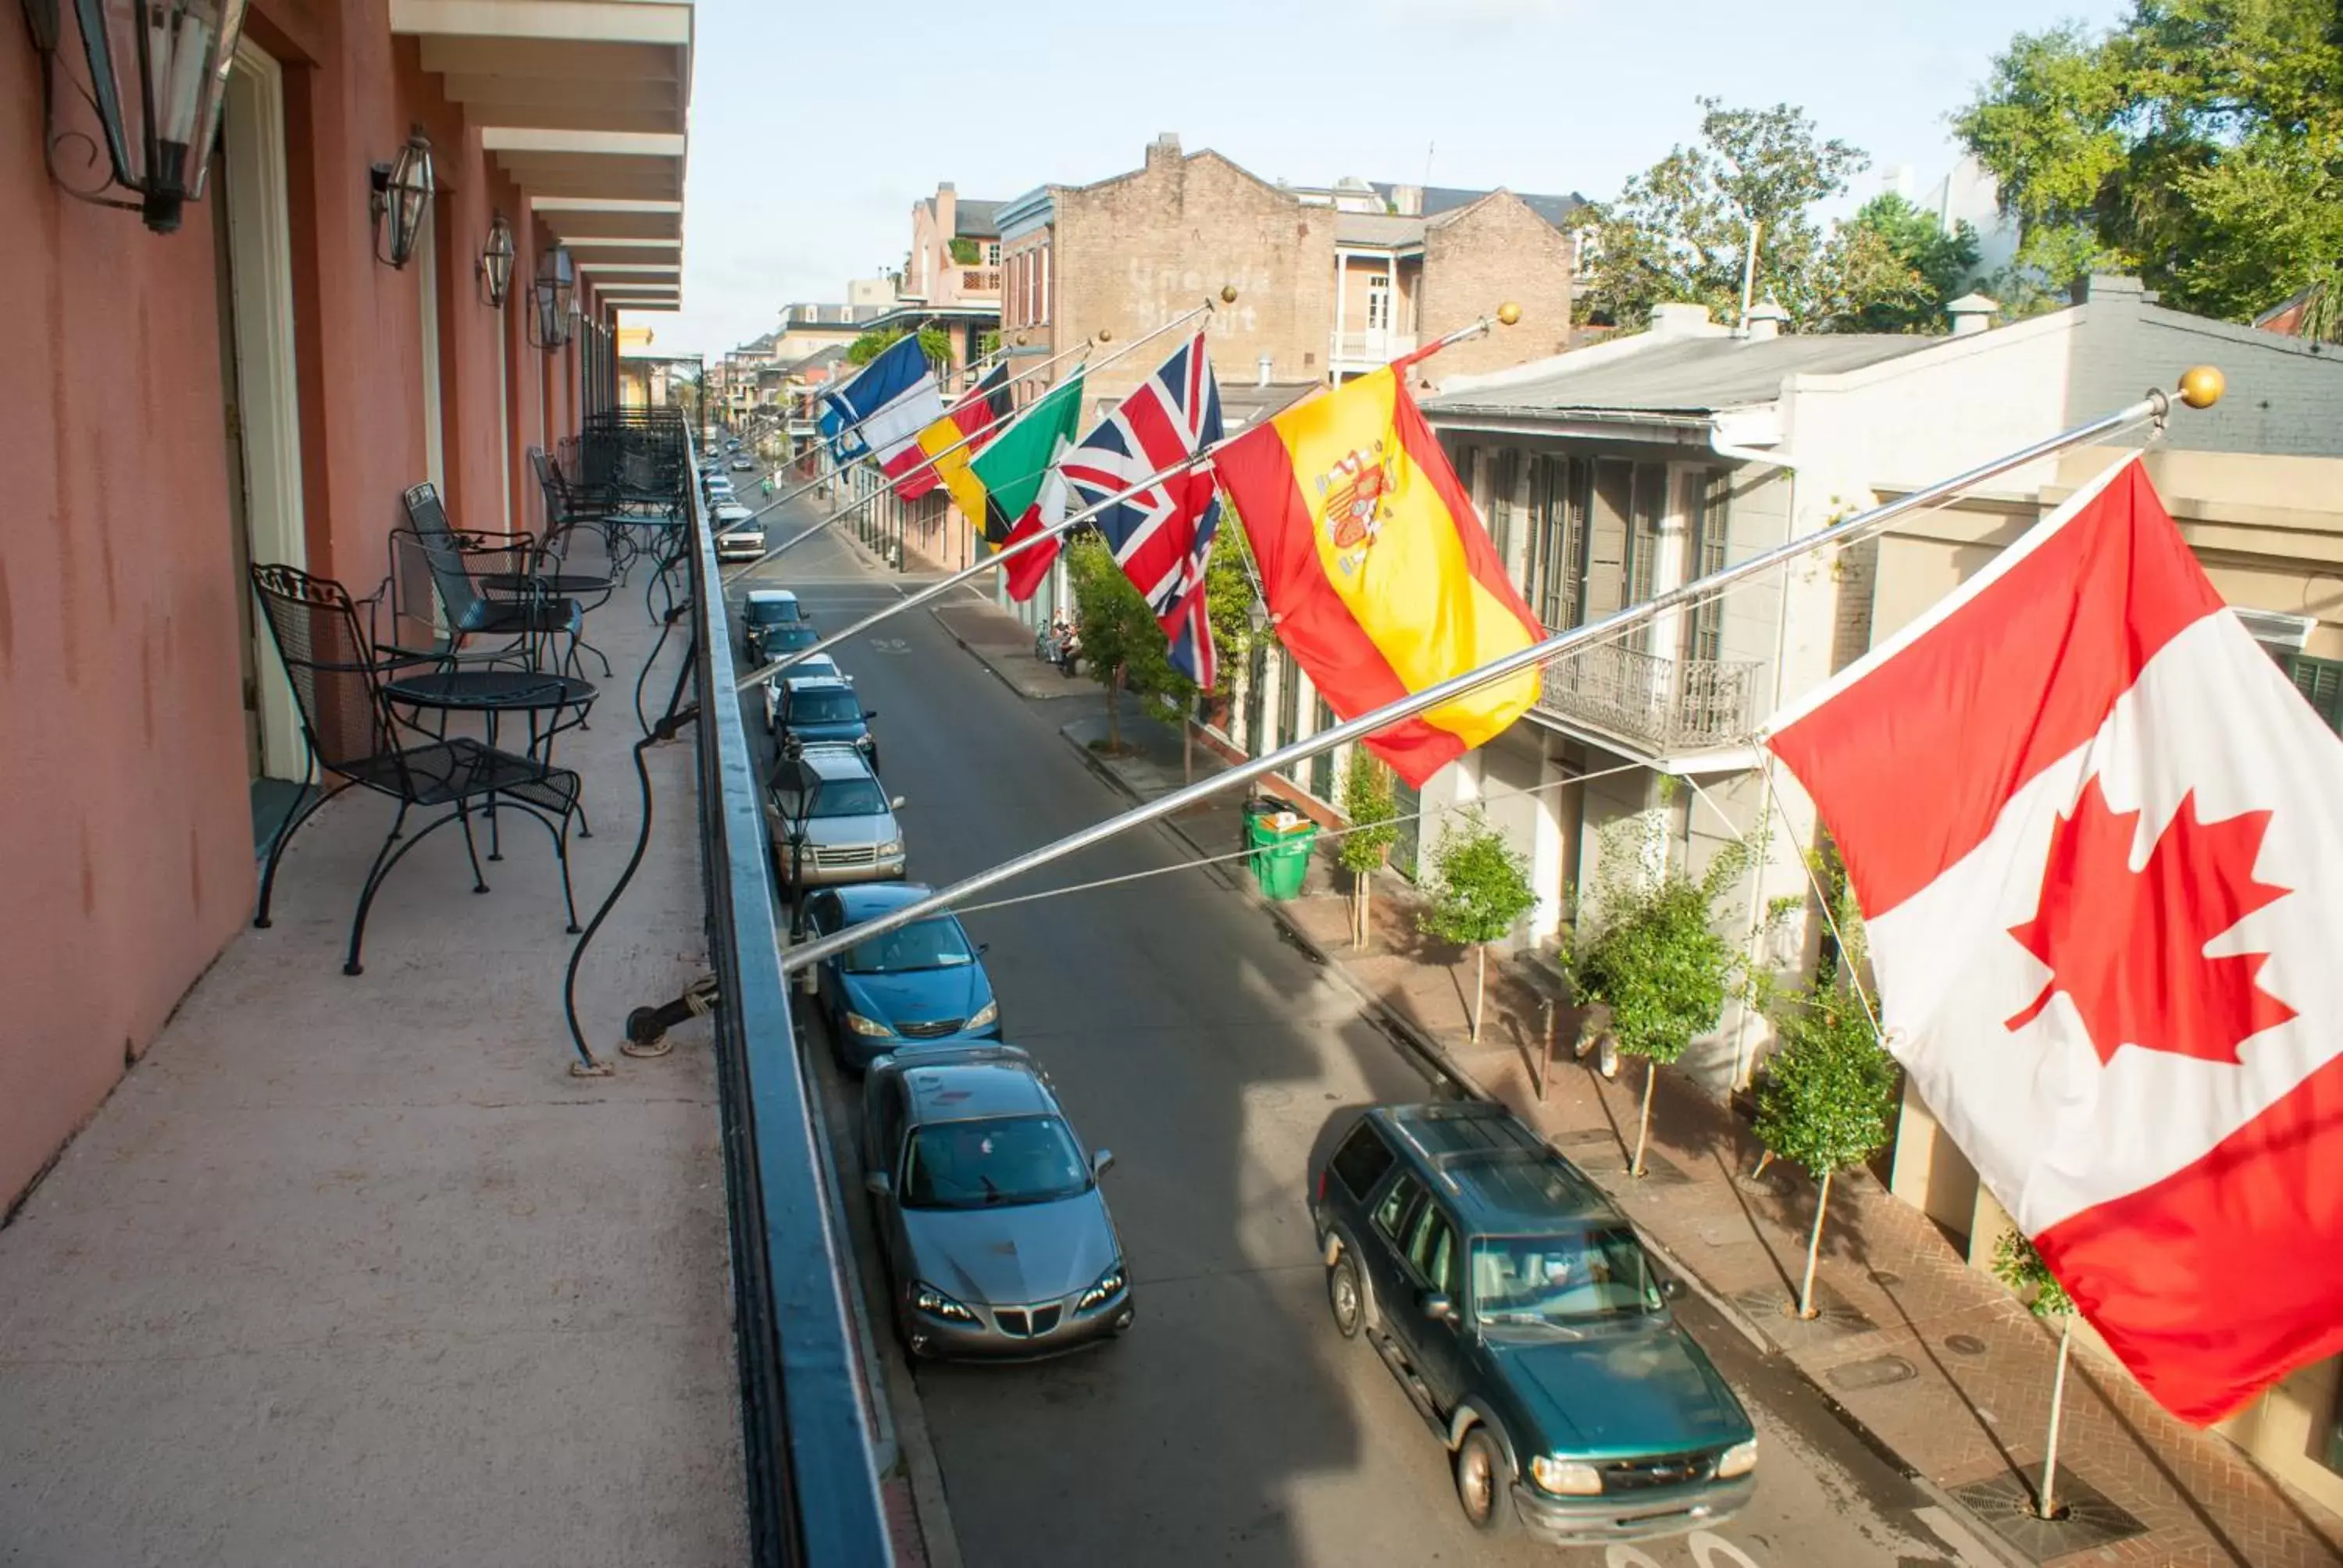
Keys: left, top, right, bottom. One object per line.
{"left": 818, "top": 333, "right": 946, "bottom": 496}
{"left": 1765, "top": 456, "right": 2343, "bottom": 1425}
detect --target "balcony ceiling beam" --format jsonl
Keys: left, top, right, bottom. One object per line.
{"left": 391, "top": 0, "right": 691, "bottom": 48}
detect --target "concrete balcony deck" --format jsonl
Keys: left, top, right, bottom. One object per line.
{"left": 0, "top": 549, "right": 746, "bottom": 1563}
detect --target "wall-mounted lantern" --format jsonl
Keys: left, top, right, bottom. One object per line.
{"left": 477, "top": 212, "right": 515, "bottom": 308}
{"left": 23, "top": 0, "right": 253, "bottom": 234}
{"left": 369, "top": 127, "right": 433, "bottom": 269}
{"left": 529, "top": 245, "right": 576, "bottom": 350}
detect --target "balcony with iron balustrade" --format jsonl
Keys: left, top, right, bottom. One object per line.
{"left": 1531, "top": 639, "right": 1759, "bottom": 757}
{"left": 1328, "top": 328, "right": 1419, "bottom": 369}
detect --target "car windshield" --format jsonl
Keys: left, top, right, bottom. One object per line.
{"left": 809, "top": 777, "right": 886, "bottom": 818}
{"left": 902, "top": 1115, "right": 1089, "bottom": 1209}
{"left": 769, "top": 625, "right": 822, "bottom": 650}
{"left": 842, "top": 915, "right": 972, "bottom": 974}
{"left": 790, "top": 690, "right": 862, "bottom": 725}
{"left": 1471, "top": 1229, "right": 1665, "bottom": 1330}
{"left": 745, "top": 599, "right": 797, "bottom": 625}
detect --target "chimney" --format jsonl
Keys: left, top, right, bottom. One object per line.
{"left": 1390, "top": 184, "right": 1424, "bottom": 216}
{"left": 1648, "top": 302, "right": 1712, "bottom": 339}
{"left": 1145, "top": 132, "right": 1182, "bottom": 174}
{"left": 1257, "top": 354, "right": 1273, "bottom": 387}
{"left": 1744, "top": 298, "right": 1788, "bottom": 340}
{"left": 1946, "top": 291, "right": 1999, "bottom": 337}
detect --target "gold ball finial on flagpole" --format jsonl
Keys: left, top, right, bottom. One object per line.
{"left": 1220, "top": 284, "right": 1239, "bottom": 305}
{"left": 1096, "top": 329, "right": 1113, "bottom": 344}
{"left": 2177, "top": 365, "right": 2224, "bottom": 409}
{"left": 1496, "top": 301, "right": 1523, "bottom": 326}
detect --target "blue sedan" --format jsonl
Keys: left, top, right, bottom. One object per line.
{"left": 801, "top": 883, "right": 1000, "bottom": 1070}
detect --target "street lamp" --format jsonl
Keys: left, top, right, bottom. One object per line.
{"left": 477, "top": 212, "right": 515, "bottom": 307}
{"left": 24, "top": 0, "right": 253, "bottom": 233}
{"left": 369, "top": 127, "right": 433, "bottom": 269}
{"left": 529, "top": 245, "right": 576, "bottom": 351}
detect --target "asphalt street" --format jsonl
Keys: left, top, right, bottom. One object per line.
{"left": 726, "top": 486, "right": 1999, "bottom": 1568}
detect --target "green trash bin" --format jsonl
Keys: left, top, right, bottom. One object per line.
{"left": 1243, "top": 803, "right": 1318, "bottom": 901}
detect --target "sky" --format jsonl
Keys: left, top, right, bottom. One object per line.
{"left": 626, "top": 0, "right": 2130, "bottom": 359}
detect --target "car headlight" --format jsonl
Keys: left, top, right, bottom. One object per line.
{"left": 843, "top": 1010, "right": 893, "bottom": 1039}
{"left": 1715, "top": 1438, "right": 1758, "bottom": 1479}
{"left": 855, "top": 732, "right": 875, "bottom": 748}
{"left": 1529, "top": 1456, "right": 1602, "bottom": 1496}
{"left": 1076, "top": 1263, "right": 1128, "bottom": 1313}
{"left": 877, "top": 839, "right": 902, "bottom": 857}
{"left": 966, "top": 998, "right": 997, "bottom": 1030}
{"left": 911, "top": 1285, "right": 978, "bottom": 1324}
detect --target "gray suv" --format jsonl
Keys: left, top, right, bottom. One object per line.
{"left": 1309, "top": 1102, "right": 1756, "bottom": 1546}
{"left": 765, "top": 743, "right": 905, "bottom": 888}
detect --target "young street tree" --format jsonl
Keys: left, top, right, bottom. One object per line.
{"left": 1992, "top": 1230, "right": 2078, "bottom": 1522}
{"left": 1814, "top": 193, "right": 1981, "bottom": 333}
{"left": 1566, "top": 814, "right": 1751, "bottom": 1177}
{"left": 1065, "top": 536, "right": 1193, "bottom": 757}
{"left": 1956, "top": 1, "right": 2343, "bottom": 328}
{"left": 1572, "top": 97, "right": 1869, "bottom": 331}
{"left": 1417, "top": 808, "right": 1537, "bottom": 1045}
{"left": 1753, "top": 863, "right": 1899, "bottom": 1319}
{"left": 1337, "top": 757, "right": 1400, "bottom": 947}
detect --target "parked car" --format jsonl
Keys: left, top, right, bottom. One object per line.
{"left": 739, "top": 589, "right": 802, "bottom": 660}
{"left": 859, "top": 1045, "right": 1130, "bottom": 1359}
{"left": 765, "top": 743, "right": 904, "bottom": 889}
{"left": 774, "top": 675, "right": 877, "bottom": 768}
{"left": 714, "top": 504, "right": 763, "bottom": 561}
{"left": 1308, "top": 1101, "right": 1757, "bottom": 1547}
{"left": 762, "top": 654, "right": 846, "bottom": 731}
{"left": 730, "top": 457, "right": 756, "bottom": 472}
{"left": 800, "top": 882, "right": 1000, "bottom": 1069}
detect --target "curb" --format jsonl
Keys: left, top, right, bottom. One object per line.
{"left": 1050, "top": 718, "right": 2027, "bottom": 1568}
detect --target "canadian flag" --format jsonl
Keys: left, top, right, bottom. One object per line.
{"left": 1764, "top": 454, "right": 2343, "bottom": 1426}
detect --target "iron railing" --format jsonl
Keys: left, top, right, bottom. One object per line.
{"left": 682, "top": 428, "right": 897, "bottom": 1566}
{"left": 1533, "top": 640, "right": 1757, "bottom": 754}
{"left": 1329, "top": 328, "right": 1418, "bottom": 363}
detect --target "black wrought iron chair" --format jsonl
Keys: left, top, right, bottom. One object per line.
{"left": 248, "top": 562, "right": 583, "bottom": 975}
{"left": 398, "top": 482, "right": 588, "bottom": 674}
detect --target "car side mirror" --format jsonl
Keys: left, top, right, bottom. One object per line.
{"left": 864, "top": 1171, "right": 893, "bottom": 1197}
{"left": 862, "top": 710, "right": 878, "bottom": 722}
{"left": 1421, "top": 1292, "right": 1457, "bottom": 1323}
{"left": 1660, "top": 1277, "right": 1685, "bottom": 1300}
{"left": 977, "top": 943, "right": 990, "bottom": 956}
{"left": 890, "top": 795, "right": 906, "bottom": 811}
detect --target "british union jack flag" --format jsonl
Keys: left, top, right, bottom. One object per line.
{"left": 1060, "top": 333, "right": 1225, "bottom": 689}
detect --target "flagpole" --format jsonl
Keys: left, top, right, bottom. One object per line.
{"left": 730, "top": 303, "right": 1524, "bottom": 691}
{"left": 717, "top": 290, "right": 1239, "bottom": 583}
{"left": 774, "top": 367, "right": 2227, "bottom": 976}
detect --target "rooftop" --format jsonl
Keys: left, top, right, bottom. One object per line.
{"left": 953, "top": 198, "right": 1003, "bottom": 238}
{"left": 1426, "top": 329, "right": 1936, "bottom": 420}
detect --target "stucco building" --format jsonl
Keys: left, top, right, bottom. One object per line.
{"left": 0, "top": 0, "right": 693, "bottom": 1210}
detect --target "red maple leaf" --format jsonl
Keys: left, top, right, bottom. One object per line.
{"left": 2006, "top": 779, "right": 2295, "bottom": 1065}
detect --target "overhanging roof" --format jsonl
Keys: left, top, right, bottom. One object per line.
{"left": 393, "top": 0, "right": 694, "bottom": 301}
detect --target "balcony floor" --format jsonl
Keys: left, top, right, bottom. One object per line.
{"left": 0, "top": 560, "right": 746, "bottom": 1563}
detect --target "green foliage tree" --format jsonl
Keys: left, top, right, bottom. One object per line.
{"left": 844, "top": 324, "right": 956, "bottom": 369}
{"left": 1956, "top": 2, "right": 2343, "bottom": 327}
{"left": 977, "top": 328, "right": 1002, "bottom": 359}
{"left": 1992, "top": 1230, "right": 2077, "bottom": 1520}
{"left": 1564, "top": 807, "right": 1753, "bottom": 1176}
{"left": 1337, "top": 757, "right": 1400, "bottom": 947}
{"left": 1814, "top": 194, "right": 1981, "bottom": 333}
{"left": 1065, "top": 536, "right": 1193, "bottom": 757}
{"left": 947, "top": 237, "right": 981, "bottom": 265}
{"left": 1753, "top": 858, "right": 1897, "bottom": 1317}
{"left": 1572, "top": 98, "right": 1869, "bottom": 330}
{"left": 1417, "top": 808, "right": 1538, "bottom": 1044}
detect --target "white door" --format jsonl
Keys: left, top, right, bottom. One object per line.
{"left": 416, "top": 196, "right": 445, "bottom": 496}
{"left": 1365, "top": 273, "right": 1393, "bottom": 355}
{"left": 219, "top": 41, "right": 307, "bottom": 782}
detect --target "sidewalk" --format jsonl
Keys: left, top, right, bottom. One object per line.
{"left": 1048, "top": 693, "right": 2343, "bottom": 1568}
{"left": 931, "top": 599, "right": 1094, "bottom": 700}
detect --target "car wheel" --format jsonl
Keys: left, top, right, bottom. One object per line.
{"left": 1327, "top": 1253, "right": 1364, "bottom": 1340}
{"left": 1454, "top": 1427, "right": 1516, "bottom": 1535}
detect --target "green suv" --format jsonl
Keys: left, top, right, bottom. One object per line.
{"left": 1307, "top": 1101, "right": 1756, "bottom": 1545}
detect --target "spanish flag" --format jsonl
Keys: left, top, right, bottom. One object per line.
{"left": 1214, "top": 365, "right": 1543, "bottom": 786}
{"left": 902, "top": 364, "right": 1015, "bottom": 514}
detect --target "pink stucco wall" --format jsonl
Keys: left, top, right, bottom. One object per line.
{"left": 0, "top": 0, "right": 604, "bottom": 1209}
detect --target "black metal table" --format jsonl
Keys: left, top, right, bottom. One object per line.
{"left": 383, "top": 671, "right": 597, "bottom": 856}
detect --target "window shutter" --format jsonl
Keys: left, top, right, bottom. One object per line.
{"left": 2284, "top": 654, "right": 2343, "bottom": 734}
